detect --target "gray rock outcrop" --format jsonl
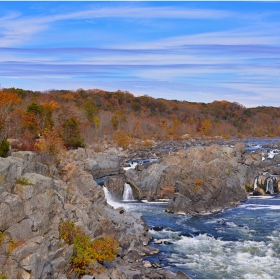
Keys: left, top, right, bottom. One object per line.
{"left": 0, "top": 151, "right": 174, "bottom": 279}
{"left": 165, "top": 144, "right": 248, "bottom": 214}
{"left": 59, "top": 148, "right": 126, "bottom": 179}
{"left": 125, "top": 155, "right": 182, "bottom": 201}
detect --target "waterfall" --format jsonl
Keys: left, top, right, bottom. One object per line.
{"left": 103, "top": 187, "right": 114, "bottom": 203}
{"left": 103, "top": 187, "right": 122, "bottom": 208}
{"left": 266, "top": 178, "right": 274, "bottom": 194}
{"left": 123, "top": 183, "right": 135, "bottom": 201}
{"left": 123, "top": 162, "right": 138, "bottom": 171}
{"left": 254, "top": 176, "right": 258, "bottom": 189}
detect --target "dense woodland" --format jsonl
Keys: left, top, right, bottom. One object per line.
{"left": 1, "top": 87, "right": 280, "bottom": 154}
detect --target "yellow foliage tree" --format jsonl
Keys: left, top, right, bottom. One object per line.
{"left": 113, "top": 130, "right": 131, "bottom": 149}
{"left": 201, "top": 119, "right": 212, "bottom": 136}
{"left": 35, "top": 127, "right": 65, "bottom": 166}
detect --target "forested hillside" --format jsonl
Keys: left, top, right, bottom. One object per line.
{"left": 1, "top": 87, "right": 280, "bottom": 152}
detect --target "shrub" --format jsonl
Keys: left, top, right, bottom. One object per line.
{"left": 59, "top": 220, "right": 119, "bottom": 276}
{"left": 15, "top": 177, "right": 34, "bottom": 186}
{"left": 71, "top": 235, "right": 119, "bottom": 275}
{"left": 0, "top": 231, "right": 5, "bottom": 245}
{"left": 8, "top": 240, "right": 17, "bottom": 255}
{"left": 71, "top": 234, "right": 98, "bottom": 275}
{"left": 7, "top": 239, "right": 24, "bottom": 255}
{"left": 142, "top": 140, "right": 154, "bottom": 149}
{"left": 0, "top": 139, "right": 10, "bottom": 158}
{"left": 91, "top": 236, "right": 119, "bottom": 263}
{"left": 194, "top": 179, "right": 202, "bottom": 191}
{"left": 34, "top": 127, "right": 65, "bottom": 166}
{"left": 113, "top": 130, "right": 130, "bottom": 149}
{"left": 12, "top": 133, "right": 36, "bottom": 151}
{"left": 0, "top": 274, "right": 8, "bottom": 279}
{"left": 59, "top": 220, "right": 83, "bottom": 245}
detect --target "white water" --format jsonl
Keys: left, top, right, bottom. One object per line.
{"left": 266, "top": 178, "right": 274, "bottom": 194}
{"left": 254, "top": 176, "right": 258, "bottom": 189}
{"left": 166, "top": 231, "right": 280, "bottom": 279}
{"left": 103, "top": 187, "right": 122, "bottom": 209}
{"left": 267, "top": 149, "right": 280, "bottom": 159}
{"left": 123, "top": 162, "right": 138, "bottom": 171}
{"left": 117, "top": 195, "right": 280, "bottom": 279}
{"left": 103, "top": 184, "right": 136, "bottom": 208}
{"left": 123, "top": 183, "right": 135, "bottom": 201}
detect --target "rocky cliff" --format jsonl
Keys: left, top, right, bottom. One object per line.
{"left": 2, "top": 142, "right": 279, "bottom": 278}
{"left": 125, "top": 143, "right": 280, "bottom": 214}
{"left": 165, "top": 144, "right": 248, "bottom": 214}
{"left": 0, "top": 151, "right": 175, "bottom": 279}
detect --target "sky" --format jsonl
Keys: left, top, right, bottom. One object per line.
{"left": 1, "top": 1, "right": 280, "bottom": 108}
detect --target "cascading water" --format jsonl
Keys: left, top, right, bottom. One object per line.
{"left": 123, "top": 183, "right": 135, "bottom": 201}
{"left": 254, "top": 176, "right": 258, "bottom": 189}
{"left": 103, "top": 187, "right": 122, "bottom": 208}
{"left": 103, "top": 187, "right": 114, "bottom": 203}
{"left": 123, "top": 196, "right": 280, "bottom": 279}
{"left": 266, "top": 178, "right": 274, "bottom": 194}
{"left": 123, "top": 162, "right": 138, "bottom": 171}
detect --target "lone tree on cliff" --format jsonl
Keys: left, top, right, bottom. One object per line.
{"left": 61, "top": 117, "right": 85, "bottom": 149}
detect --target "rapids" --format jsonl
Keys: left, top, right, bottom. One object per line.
{"left": 107, "top": 195, "right": 280, "bottom": 279}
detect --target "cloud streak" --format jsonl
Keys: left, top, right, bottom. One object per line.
{"left": 0, "top": 5, "right": 235, "bottom": 47}
{"left": 1, "top": 2, "right": 280, "bottom": 107}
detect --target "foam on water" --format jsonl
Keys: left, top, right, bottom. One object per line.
{"left": 150, "top": 228, "right": 181, "bottom": 241}
{"left": 123, "top": 162, "right": 138, "bottom": 171}
{"left": 112, "top": 191, "right": 280, "bottom": 279}
{"left": 166, "top": 232, "right": 280, "bottom": 279}
{"left": 103, "top": 187, "right": 123, "bottom": 209}
{"left": 141, "top": 200, "right": 169, "bottom": 204}
{"left": 239, "top": 204, "right": 280, "bottom": 210}
{"left": 267, "top": 149, "right": 280, "bottom": 159}
{"left": 248, "top": 195, "right": 274, "bottom": 199}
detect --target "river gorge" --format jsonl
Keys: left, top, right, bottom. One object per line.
{"left": 104, "top": 193, "right": 280, "bottom": 279}
{"left": 102, "top": 137, "right": 280, "bottom": 278}
{"left": 1, "top": 137, "right": 280, "bottom": 278}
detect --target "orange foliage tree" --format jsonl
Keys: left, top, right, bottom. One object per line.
{"left": 200, "top": 119, "right": 212, "bottom": 136}
{"left": 34, "top": 127, "right": 65, "bottom": 166}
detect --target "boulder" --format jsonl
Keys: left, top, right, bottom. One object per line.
{"left": 176, "top": 270, "right": 191, "bottom": 279}
{"left": 166, "top": 144, "right": 248, "bottom": 214}
{"left": 1, "top": 153, "right": 153, "bottom": 279}
{"left": 0, "top": 192, "right": 25, "bottom": 231}
{"left": 104, "top": 175, "right": 126, "bottom": 200}
{"left": 125, "top": 154, "right": 182, "bottom": 201}
{"left": 253, "top": 187, "right": 266, "bottom": 196}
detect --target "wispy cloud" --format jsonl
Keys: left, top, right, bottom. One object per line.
{"left": 0, "top": 5, "right": 235, "bottom": 47}
{"left": 1, "top": 2, "right": 280, "bottom": 107}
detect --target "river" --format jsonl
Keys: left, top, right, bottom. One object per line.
{"left": 115, "top": 196, "right": 280, "bottom": 279}
{"left": 104, "top": 138, "right": 280, "bottom": 278}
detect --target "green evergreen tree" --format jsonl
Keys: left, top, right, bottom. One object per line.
{"left": 26, "top": 103, "right": 43, "bottom": 116}
{"left": 0, "top": 139, "right": 10, "bottom": 158}
{"left": 61, "top": 117, "right": 85, "bottom": 148}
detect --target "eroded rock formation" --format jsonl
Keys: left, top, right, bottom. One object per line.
{"left": 0, "top": 151, "right": 175, "bottom": 279}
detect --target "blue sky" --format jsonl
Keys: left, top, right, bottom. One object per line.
{"left": 1, "top": 1, "right": 280, "bottom": 107}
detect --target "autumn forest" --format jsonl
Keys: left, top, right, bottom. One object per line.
{"left": 1, "top": 87, "right": 280, "bottom": 154}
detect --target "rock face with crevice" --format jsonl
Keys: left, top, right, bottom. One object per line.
{"left": 165, "top": 144, "right": 249, "bottom": 214}
{"left": 0, "top": 151, "right": 175, "bottom": 279}
{"left": 125, "top": 156, "right": 182, "bottom": 201}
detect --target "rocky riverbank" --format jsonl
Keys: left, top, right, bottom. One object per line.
{"left": 0, "top": 151, "right": 179, "bottom": 279}
{"left": 102, "top": 139, "right": 280, "bottom": 214}
{"left": 1, "top": 137, "right": 280, "bottom": 278}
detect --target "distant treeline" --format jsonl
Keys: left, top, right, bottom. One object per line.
{"left": 1, "top": 87, "right": 280, "bottom": 149}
